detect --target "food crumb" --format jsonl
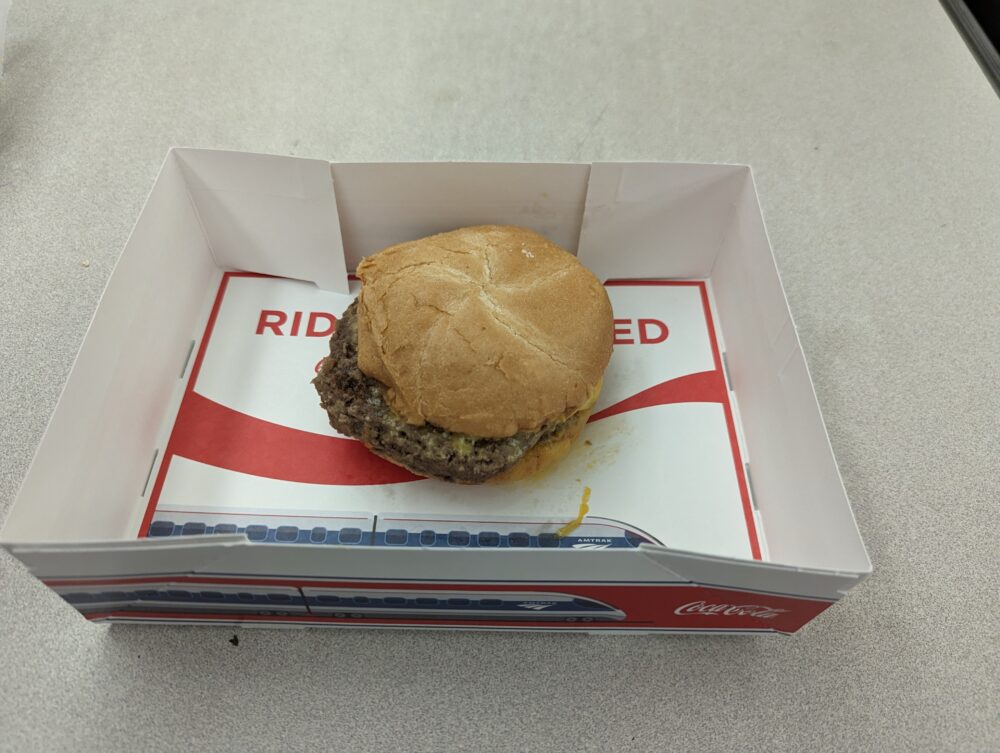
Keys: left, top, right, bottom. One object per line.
{"left": 229, "top": 634, "right": 239, "bottom": 647}
{"left": 80, "top": 260, "right": 91, "bottom": 268}
{"left": 584, "top": 439, "right": 592, "bottom": 446}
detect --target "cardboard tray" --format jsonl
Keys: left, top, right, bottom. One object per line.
{"left": 0, "top": 150, "right": 871, "bottom": 634}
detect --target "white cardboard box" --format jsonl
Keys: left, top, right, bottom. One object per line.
{"left": 0, "top": 149, "right": 871, "bottom": 634}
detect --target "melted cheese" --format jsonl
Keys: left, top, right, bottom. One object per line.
{"left": 451, "top": 435, "right": 474, "bottom": 456}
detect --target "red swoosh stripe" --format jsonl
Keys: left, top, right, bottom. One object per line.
{"left": 172, "top": 391, "right": 421, "bottom": 485}
{"left": 588, "top": 370, "right": 727, "bottom": 423}
{"left": 171, "top": 370, "right": 727, "bottom": 486}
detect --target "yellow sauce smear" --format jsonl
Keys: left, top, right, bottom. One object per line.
{"left": 556, "top": 486, "right": 591, "bottom": 538}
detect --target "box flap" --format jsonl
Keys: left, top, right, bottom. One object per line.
{"left": 174, "top": 148, "right": 349, "bottom": 293}
{"left": 10, "top": 535, "right": 862, "bottom": 602}
{"left": 8, "top": 535, "right": 689, "bottom": 585}
{"left": 577, "top": 162, "right": 747, "bottom": 280}
{"left": 329, "top": 163, "right": 590, "bottom": 270}
{"left": 5, "top": 536, "right": 249, "bottom": 580}
{"left": 640, "top": 547, "right": 867, "bottom": 601}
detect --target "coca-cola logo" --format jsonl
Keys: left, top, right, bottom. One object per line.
{"left": 674, "top": 601, "right": 788, "bottom": 620}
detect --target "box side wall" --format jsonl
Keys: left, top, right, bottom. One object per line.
{"left": 330, "top": 163, "right": 591, "bottom": 270}
{"left": 72, "top": 586, "right": 833, "bottom": 634}
{"left": 1, "top": 152, "right": 220, "bottom": 543}
{"left": 21, "top": 536, "right": 839, "bottom": 633}
{"left": 710, "top": 175, "right": 870, "bottom": 573}
{"left": 21, "top": 542, "right": 835, "bottom": 634}
{"left": 576, "top": 163, "right": 748, "bottom": 280}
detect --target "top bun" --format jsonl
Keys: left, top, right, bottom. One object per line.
{"left": 355, "top": 225, "right": 613, "bottom": 438}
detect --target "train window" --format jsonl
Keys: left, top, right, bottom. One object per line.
{"left": 507, "top": 532, "right": 529, "bottom": 547}
{"left": 352, "top": 596, "right": 370, "bottom": 604}
{"left": 237, "top": 592, "right": 256, "bottom": 601}
{"left": 624, "top": 533, "right": 647, "bottom": 547}
{"left": 447, "top": 531, "right": 470, "bottom": 547}
{"left": 166, "top": 590, "right": 191, "bottom": 599}
{"left": 267, "top": 593, "right": 293, "bottom": 602}
{"left": 415, "top": 597, "right": 439, "bottom": 606}
{"left": 246, "top": 525, "right": 268, "bottom": 541}
{"left": 383, "top": 597, "right": 406, "bottom": 606}
{"left": 181, "top": 522, "right": 206, "bottom": 536}
{"left": 200, "top": 591, "right": 225, "bottom": 601}
{"left": 148, "top": 520, "right": 175, "bottom": 537}
{"left": 385, "top": 529, "right": 408, "bottom": 545}
{"left": 136, "top": 590, "right": 158, "bottom": 599}
{"left": 480, "top": 598, "right": 503, "bottom": 607}
{"left": 477, "top": 531, "right": 500, "bottom": 547}
{"left": 316, "top": 595, "right": 341, "bottom": 604}
{"left": 538, "top": 533, "right": 560, "bottom": 548}
{"left": 447, "top": 598, "right": 471, "bottom": 606}
{"left": 573, "top": 598, "right": 603, "bottom": 609}
{"left": 100, "top": 591, "right": 130, "bottom": 601}
{"left": 339, "top": 528, "right": 362, "bottom": 544}
{"left": 275, "top": 526, "right": 299, "bottom": 542}
{"left": 419, "top": 530, "right": 436, "bottom": 546}
{"left": 63, "top": 593, "right": 93, "bottom": 603}
{"left": 213, "top": 524, "right": 238, "bottom": 535}
{"left": 310, "top": 527, "right": 328, "bottom": 543}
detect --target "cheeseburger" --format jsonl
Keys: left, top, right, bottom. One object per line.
{"left": 314, "top": 225, "right": 613, "bottom": 483}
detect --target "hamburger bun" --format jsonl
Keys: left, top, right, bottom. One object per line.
{"left": 314, "top": 225, "right": 613, "bottom": 483}
{"left": 356, "top": 225, "right": 613, "bottom": 438}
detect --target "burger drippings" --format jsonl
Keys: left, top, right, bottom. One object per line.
{"left": 556, "top": 487, "right": 591, "bottom": 538}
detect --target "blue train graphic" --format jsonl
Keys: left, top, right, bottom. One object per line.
{"left": 57, "top": 583, "right": 309, "bottom": 616}
{"left": 145, "top": 514, "right": 657, "bottom": 550}
{"left": 369, "top": 529, "right": 651, "bottom": 548}
{"left": 55, "top": 583, "right": 626, "bottom": 622}
{"left": 301, "top": 588, "right": 625, "bottom": 622}
{"left": 147, "top": 520, "right": 373, "bottom": 545}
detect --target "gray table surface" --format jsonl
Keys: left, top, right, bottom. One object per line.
{"left": 1, "top": 2, "right": 998, "bottom": 751}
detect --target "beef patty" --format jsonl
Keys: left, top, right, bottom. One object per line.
{"left": 313, "top": 300, "right": 573, "bottom": 483}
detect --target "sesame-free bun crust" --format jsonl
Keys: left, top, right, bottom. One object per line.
{"left": 356, "top": 225, "right": 613, "bottom": 438}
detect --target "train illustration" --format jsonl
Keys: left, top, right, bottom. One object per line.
{"left": 144, "top": 514, "right": 658, "bottom": 550}
{"left": 56, "top": 583, "right": 309, "bottom": 616}
{"left": 301, "top": 588, "right": 626, "bottom": 622}
{"left": 54, "top": 582, "right": 626, "bottom": 622}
